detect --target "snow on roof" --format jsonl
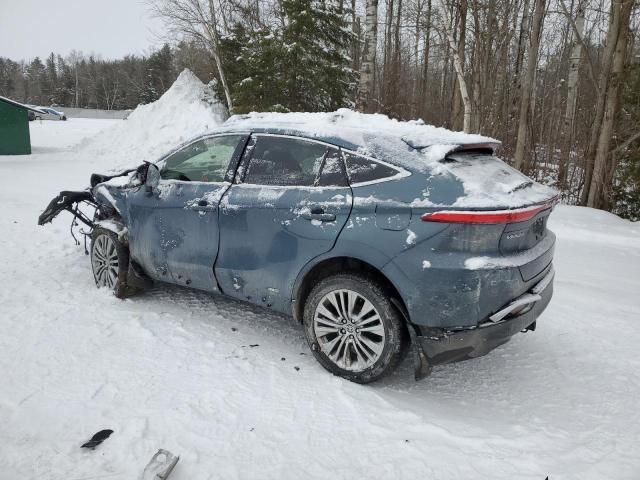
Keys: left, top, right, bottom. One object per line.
{"left": 225, "top": 109, "right": 498, "bottom": 147}
{"left": 224, "top": 109, "right": 500, "bottom": 171}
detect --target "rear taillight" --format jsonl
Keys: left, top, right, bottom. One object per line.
{"left": 421, "top": 200, "right": 556, "bottom": 224}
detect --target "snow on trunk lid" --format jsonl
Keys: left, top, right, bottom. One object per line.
{"left": 439, "top": 152, "right": 557, "bottom": 209}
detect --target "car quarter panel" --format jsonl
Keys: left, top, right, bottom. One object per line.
{"left": 382, "top": 227, "right": 555, "bottom": 328}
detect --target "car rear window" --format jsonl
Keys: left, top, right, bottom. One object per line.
{"left": 442, "top": 152, "right": 557, "bottom": 208}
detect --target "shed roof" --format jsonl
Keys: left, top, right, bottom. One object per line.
{"left": 0, "top": 96, "right": 46, "bottom": 114}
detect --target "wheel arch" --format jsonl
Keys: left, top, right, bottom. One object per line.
{"left": 292, "top": 256, "right": 410, "bottom": 327}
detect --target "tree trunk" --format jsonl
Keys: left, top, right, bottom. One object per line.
{"left": 514, "top": 0, "right": 545, "bottom": 171}
{"left": 558, "top": 0, "right": 585, "bottom": 188}
{"left": 450, "top": 0, "right": 467, "bottom": 130}
{"left": 420, "top": 0, "right": 432, "bottom": 118}
{"left": 440, "top": 8, "right": 472, "bottom": 133}
{"left": 581, "top": 0, "right": 624, "bottom": 204}
{"left": 356, "top": 0, "right": 379, "bottom": 112}
{"left": 586, "top": 0, "right": 633, "bottom": 208}
{"left": 208, "top": 0, "right": 233, "bottom": 112}
{"left": 509, "top": 0, "right": 531, "bottom": 141}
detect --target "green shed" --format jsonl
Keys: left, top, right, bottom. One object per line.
{"left": 0, "top": 96, "right": 44, "bottom": 155}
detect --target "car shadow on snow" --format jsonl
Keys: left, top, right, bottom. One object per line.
{"left": 126, "top": 283, "right": 556, "bottom": 398}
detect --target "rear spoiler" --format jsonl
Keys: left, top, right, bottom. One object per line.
{"left": 452, "top": 142, "right": 501, "bottom": 153}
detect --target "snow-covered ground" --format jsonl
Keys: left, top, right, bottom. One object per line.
{"left": 1, "top": 118, "right": 639, "bottom": 480}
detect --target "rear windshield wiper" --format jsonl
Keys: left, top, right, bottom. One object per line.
{"left": 510, "top": 181, "right": 534, "bottom": 193}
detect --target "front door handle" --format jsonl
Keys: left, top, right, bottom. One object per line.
{"left": 302, "top": 206, "right": 336, "bottom": 222}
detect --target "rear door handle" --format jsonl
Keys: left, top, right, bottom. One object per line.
{"left": 189, "top": 199, "right": 216, "bottom": 211}
{"left": 302, "top": 206, "right": 336, "bottom": 222}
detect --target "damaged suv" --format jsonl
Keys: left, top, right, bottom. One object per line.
{"left": 39, "top": 111, "right": 557, "bottom": 383}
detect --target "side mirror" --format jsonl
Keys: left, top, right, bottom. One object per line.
{"left": 145, "top": 163, "right": 161, "bottom": 193}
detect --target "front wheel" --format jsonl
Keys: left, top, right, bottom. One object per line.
{"left": 303, "top": 273, "right": 406, "bottom": 383}
{"left": 90, "top": 227, "right": 129, "bottom": 298}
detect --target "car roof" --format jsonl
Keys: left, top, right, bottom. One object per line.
{"left": 209, "top": 109, "right": 500, "bottom": 172}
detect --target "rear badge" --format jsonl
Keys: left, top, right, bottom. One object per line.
{"left": 506, "top": 231, "right": 525, "bottom": 240}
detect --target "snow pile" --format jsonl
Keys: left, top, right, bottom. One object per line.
{"left": 84, "top": 69, "right": 227, "bottom": 170}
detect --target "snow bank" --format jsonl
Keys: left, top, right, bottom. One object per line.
{"left": 83, "top": 69, "right": 227, "bottom": 171}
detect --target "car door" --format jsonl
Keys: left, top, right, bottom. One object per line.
{"left": 215, "top": 134, "right": 353, "bottom": 313}
{"left": 125, "top": 133, "right": 248, "bottom": 291}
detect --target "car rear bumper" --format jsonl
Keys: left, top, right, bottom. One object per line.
{"left": 416, "top": 265, "right": 554, "bottom": 366}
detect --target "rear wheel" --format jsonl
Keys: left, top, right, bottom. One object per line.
{"left": 303, "top": 273, "right": 406, "bottom": 383}
{"left": 91, "top": 227, "right": 129, "bottom": 298}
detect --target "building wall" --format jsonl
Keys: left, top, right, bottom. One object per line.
{"left": 0, "top": 102, "right": 30, "bottom": 155}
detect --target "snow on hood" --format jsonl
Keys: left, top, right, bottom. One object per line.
{"left": 82, "top": 69, "right": 228, "bottom": 172}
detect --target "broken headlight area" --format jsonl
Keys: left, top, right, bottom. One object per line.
{"left": 38, "top": 170, "right": 133, "bottom": 251}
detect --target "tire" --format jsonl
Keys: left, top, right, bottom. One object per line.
{"left": 61, "top": 115, "right": 67, "bottom": 121}
{"left": 303, "top": 273, "right": 406, "bottom": 383}
{"left": 90, "top": 227, "right": 130, "bottom": 298}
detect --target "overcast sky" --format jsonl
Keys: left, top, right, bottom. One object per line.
{"left": 0, "top": 0, "right": 164, "bottom": 61}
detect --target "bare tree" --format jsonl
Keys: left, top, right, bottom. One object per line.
{"left": 150, "top": 0, "right": 233, "bottom": 112}
{"left": 587, "top": 0, "right": 634, "bottom": 208}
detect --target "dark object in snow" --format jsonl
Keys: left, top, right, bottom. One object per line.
{"left": 231, "top": 327, "right": 237, "bottom": 332}
{"left": 281, "top": 357, "right": 286, "bottom": 361}
{"left": 294, "top": 366, "right": 300, "bottom": 371}
{"left": 142, "top": 449, "right": 180, "bottom": 480}
{"left": 81, "top": 429, "right": 113, "bottom": 449}
{"left": 249, "top": 344, "right": 259, "bottom": 347}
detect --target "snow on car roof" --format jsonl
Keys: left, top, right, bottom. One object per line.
{"left": 223, "top": 108, "right": 500, "bottom": 171}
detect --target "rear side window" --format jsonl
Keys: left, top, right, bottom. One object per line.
{"left": 243, "top": 136, "right": 328, "bottom": 186}
{"left": 343, "top": 152, "right": 399, "bottom": 184}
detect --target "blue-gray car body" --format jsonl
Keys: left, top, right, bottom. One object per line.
{"left": 47, "top": 119, "right": 558, "bottom": 373}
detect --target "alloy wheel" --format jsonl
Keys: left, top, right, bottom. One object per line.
{"left": 313, "top": 289, "right": 386, "bottom": 372}
{"left": 92, "top": 234, "right": 119, "bottom": 289}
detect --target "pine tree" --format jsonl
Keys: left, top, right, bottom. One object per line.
{"left": 226, "top": 0, "right": 355, "bottom": 113}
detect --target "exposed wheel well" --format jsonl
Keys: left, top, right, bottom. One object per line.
{"left": 294, "top": 257, "right": 411, "bottom": 326}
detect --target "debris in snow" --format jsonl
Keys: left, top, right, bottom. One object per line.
{"left": 141, "top": 449, "right": 180, "bottom": 480}
{"left": 406, "top": 229, "right": 417, "bottom": 245}
{"left": 81, "top": 429, "right": 113, "bottom": 449}
{"left": 281, "top": 357, "right": 286, "bottom": 361}
{"left": 422, "top": 260, "right": 431, "bottom": 269}
{"left": 294, "top": 366, "right": 300, "bottom": 371}
{"left": 231, "top": 327, "right": 238, "bottom": 332}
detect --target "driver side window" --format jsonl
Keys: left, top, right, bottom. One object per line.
{"left": 160, "top": 135, "right": 243, "bottom": 182}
